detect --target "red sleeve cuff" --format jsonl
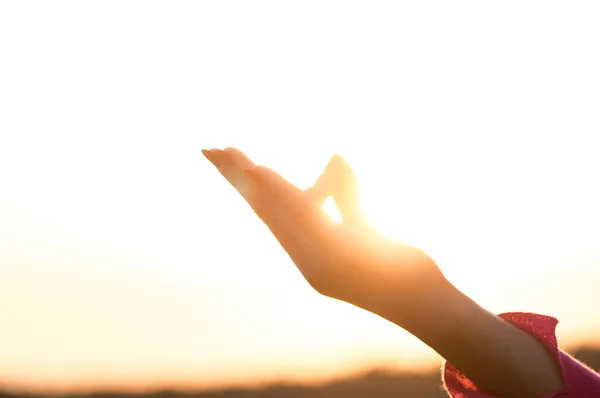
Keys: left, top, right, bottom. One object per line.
{"left": 442, "top": 312, "right": 600, "bottom": 398}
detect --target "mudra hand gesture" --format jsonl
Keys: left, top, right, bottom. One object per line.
{"left": 201, "top": 147, "right": 447, "bottom": 318}
{"left": 202, "top": 147, "right": 565, "bottom": 398}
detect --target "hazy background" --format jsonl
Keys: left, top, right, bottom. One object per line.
{"left": 1, "top": 1, "right": 599, "bottom": 394}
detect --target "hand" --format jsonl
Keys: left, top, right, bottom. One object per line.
{"left": 202, "top": 147, "right": 565, "bottom": 398}
{"left": 201, "top": 147, "right": 448, "bottom": 320}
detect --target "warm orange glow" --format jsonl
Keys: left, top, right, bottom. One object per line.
{"left": 1, "top": 1, "right": 600, "bottom": 394}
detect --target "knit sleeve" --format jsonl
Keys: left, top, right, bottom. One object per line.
{"left": 442, "top": 312, "right": 600, "bottom": 398}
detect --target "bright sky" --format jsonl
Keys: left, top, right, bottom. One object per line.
{"left": 1, "top": 1, "right": 600, "bottom": 393}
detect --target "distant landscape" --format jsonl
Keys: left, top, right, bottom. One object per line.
{"left": 2, "top": 347, "right": 599, "bottom": 398}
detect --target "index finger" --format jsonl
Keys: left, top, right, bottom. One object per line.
{"left": 244, "top": 166, "right": 332, "bottom": 237}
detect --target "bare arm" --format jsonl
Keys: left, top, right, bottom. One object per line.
{"left": 372, "top": 280, "right": 563, "bottom": 398}
{"left": 203, "top": 147, "right": 563, "bottom": 398}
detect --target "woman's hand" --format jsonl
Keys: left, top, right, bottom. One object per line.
{"left": 201, "top": 147, "right": 448, "bottom": 319}
{"left": 202, "top": 147, "right": 564, "bottom": 398}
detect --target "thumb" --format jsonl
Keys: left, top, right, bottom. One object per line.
{"left": 307, "top": 154, "right": 368, "bottom": 228}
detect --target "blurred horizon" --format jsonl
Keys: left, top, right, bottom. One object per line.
{"left": 2, "top": 347, "right": 600, "bottom": 396}
{"left": 1, "top": 1, "right": 599, "bottom": 394}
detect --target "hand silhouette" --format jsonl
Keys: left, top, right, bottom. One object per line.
{"left": 201, "top": 147, "right": 566, "bottom": 398}
{"left": 201, "top": 147, "right": 447, "bottom": 318}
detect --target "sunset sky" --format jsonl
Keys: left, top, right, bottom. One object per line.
{"left": 1, "top": 1, "right": 600, "bottom": 393}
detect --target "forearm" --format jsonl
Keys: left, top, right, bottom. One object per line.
{"left": 373, "top": 280, "right": 563, "bottom": 398}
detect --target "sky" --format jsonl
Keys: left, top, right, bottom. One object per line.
{"left": 1, "top": 1, "right": 600, "bottom": 393}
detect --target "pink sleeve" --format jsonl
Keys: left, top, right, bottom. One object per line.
{"left": 443, "top": 312, "right": 600, "bottom": 398}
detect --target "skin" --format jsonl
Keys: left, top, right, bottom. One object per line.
{"left": 202, "top": 147, "right": 563, "bottom": 398}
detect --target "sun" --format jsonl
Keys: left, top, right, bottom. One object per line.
{"left": 321, "top": 196, "right": 343, "bottom": 222}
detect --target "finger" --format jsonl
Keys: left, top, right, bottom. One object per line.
{"left": 202, "top": 147, "right": 254, "bottom": 177}
{"left": 202, "top": 148, "right": 221, "bottom": 168}
{"left": 305, "top": 184, "right": 329, "bottom": 207}
{"left": 304, "top": 154, "right": 354, "bottom": 207}
{"left": 304, "top": 156, "right": 339, "bottom": 207}
{"left": 315, "top": 154, "right": 368, "bottom": 228}
{"left": 329, "top": 155, "right": 363, "bottom": 225}
{"left": 243, "top": 165, "right": 333, "bottom": 240}
{"left": 204, "top": 149, "right": 330, "bottom": 270}
{"left": 247, "top": 184, "right": 322, "bottom": 266}
{"left": 245, "top": 166, "right": 321, "bottom": 219}
{"left": 202, "top": 147, "right": 255, "bottom": 200}
{"left": 202, "top": 149, "right": 315, "bottom": 257}
{"left": 223, "top": 147, "right": 254, "bottom": 170}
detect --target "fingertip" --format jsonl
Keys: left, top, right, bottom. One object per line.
{"left": 332, "top": 154, "right": 352, "bottom": 169}
{"left": 201, "top": 149, "right": 215, "bottom": 162}
{"left": 202, "top": 148, "right": 220, "bottom": 156}
{"left": 202, "top": 149, "right": 220, "bottom": 167}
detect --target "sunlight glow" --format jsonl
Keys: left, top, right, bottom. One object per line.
{"left": 321, "top": 197, "right": 343, "bottom": 223}
{"left": 1, "top": 1, "right": 599, "bottom": 393}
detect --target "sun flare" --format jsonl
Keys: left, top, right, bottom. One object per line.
{"left": 2, "top": 1, "right": 600, "bottom": 392}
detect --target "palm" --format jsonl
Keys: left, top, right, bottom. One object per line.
{"left": 202, "top": 147, "right": 444, "bottom": 310}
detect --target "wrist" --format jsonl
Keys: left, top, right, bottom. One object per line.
{"left": 398, "top": 281, "right": 479, "bottom": 347}
{"left": 364, "top": 274, "right": 465, "bottom": 334}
